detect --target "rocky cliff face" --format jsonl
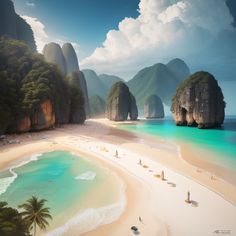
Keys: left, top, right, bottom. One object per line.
{"left": 129, "top": 94, "right": 138, "bottom": 120}
{"left": 68, "top": 71, "right": 90, "bottom": 116}
{"left": 43, "top": 42, "right": 90, "bottom": 116}
{"left": 62, "top": 43, "right": 79, "bottom": 74}
{"left": 68, "top": 71, "right": 86, "bottom": 123}
{"left": 144, "top": 95, "right": 164, "bottom": 119}
{"left": 106, "top": 82, "right": 138, "bottom": 121}
{"left": 43, "top": 43, "right": 67, "bottom": 75}
{"left": 0, "top": 0, "right": 36, "bottom": 51}
{"left": 17, "top": 116, "right": 31, "bottom": 133}
{"left": 31, "top": 100, "right": 55, "bottom": 131}
{"left": 171, "top": 71, "right": 225, "bottom": 128}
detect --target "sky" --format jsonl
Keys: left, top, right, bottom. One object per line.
{"left": 13, "top": 0, "right": 140, "bottom": 60}
{"left": 12, "top": 0, "right": 236, "bottom": 115}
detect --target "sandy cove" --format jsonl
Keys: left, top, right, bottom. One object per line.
{"left": 0, "top": 119, "right": 235, "bottom": 236}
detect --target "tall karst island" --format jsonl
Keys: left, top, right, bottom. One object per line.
{"left": 171, "top": 72, "right": 225, "bottom": 128}
{"left": 0, "top": 1, "right": 236, "bottom": 236}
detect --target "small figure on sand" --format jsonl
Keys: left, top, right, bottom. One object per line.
{"left": 161, "top": 170, "right": 165, "bottom": 181}
{"left": 115, "top": 150, "right": 118, "bottom": 158}
{"left": 211, "top": 175, "right": 216, "bottom": 180}
{"left": 138, "top": 159, "right": 142, "bottom": 166}
{"left": 185, "top": 191, "right": 191, "bottom": 204}
{"left": 139, "top": 216, "right": 144, "bottom": 224}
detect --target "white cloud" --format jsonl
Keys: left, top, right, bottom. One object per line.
{"left": 26, "top": 1, "right": 35, "bottom": 7}
{"left": 81, "top": 0, "right": 235, "bottom": 79}
{"left": 22, "top": 15, "right": 48, "bottom": 52}
{"left": 22, "top": 16, "right": 80, "bottom": 58}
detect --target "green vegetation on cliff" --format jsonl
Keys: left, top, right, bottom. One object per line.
{"left": 0, "top": 37, "right": 85, "bottom": 134}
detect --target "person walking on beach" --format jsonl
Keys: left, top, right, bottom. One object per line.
{"left": 139, "top": 216, "right": 144, "bottom": 224}
{"left": 115, "top": 150, "right": 118, "bottom": 158}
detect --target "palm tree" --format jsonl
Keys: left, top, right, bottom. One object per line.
{"left": 0, "top": 201, "right": 30, "bottom": 236}
{"left": 18, "top": 196, "right": 52, "bottom": 236}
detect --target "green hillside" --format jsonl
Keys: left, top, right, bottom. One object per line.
{"left": 82, "top": 69, "right": 107, "bottom": 99}
{"left": 99, "top": 74, "right": 123, "bottom": 91}
{"left": 82, "top": 69, "right": 123, "bottom": 100}
{"left": 127, "top": 59, "right": 190, "bottom": 108}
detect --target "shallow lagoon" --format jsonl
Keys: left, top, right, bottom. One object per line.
{"left": 0, "top": 150, "right": 124, "bottom": 235}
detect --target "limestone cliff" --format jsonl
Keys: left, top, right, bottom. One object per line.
{"left": 68, "top": 71, "right": 90, "bottom": 116}
{"left": 17, "top": 117, "right": 31, "bottom": 133}
{"left": 43, "top": 43, "right": 67, "bottom": 75}
{"left": 171, "top": 71, "right": 225, "bottom": 128}
{"left": 144, "top": 95, "right": 164, "bottom": 119}
{"left": 68, "top": 72, "right": 86, "bottom": 123}
{"left": 106, "top": 82, "right": 138, "bottom": 121}
{"left": 62, "top": 43, "right": 79, "bottom": 74}
{"left": 31, "top": 100, "right": 55, "bottom": 131}
{"left": 129, "top": 94, "right": 138, "bottom": 120}
{"left": 0, "top": 0, "right": 36, "bottom": 51}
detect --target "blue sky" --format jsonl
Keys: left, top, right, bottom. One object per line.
{"left": 13, "top": 0, "right": 139, "bottom": 58}
{"left": 11, "top": 0, "right": 236, "bottom": 114}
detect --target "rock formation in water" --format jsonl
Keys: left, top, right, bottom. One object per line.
{"left": 144, "top": 95, "right": 164, "bottom": 119}
{"left": 62, "top": 43, "right": 79, "bottom": 74}
{"left": 0, "top": 0, "right": 36, "bottom": 51}
{"left": 171, "top": 71, "right": 225, "bottom": 128}
{"left": 106, "top": 82, "right": 138, "bottom": 121}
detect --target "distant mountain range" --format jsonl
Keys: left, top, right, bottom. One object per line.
{"left": 127, "top": 58, "right": 190, "bottom": 108}
{"left": 82, "top": 69, "right": 123, "bottom": 100}
{"left": 82, "top": 58, "right": 190, "bottom": 113}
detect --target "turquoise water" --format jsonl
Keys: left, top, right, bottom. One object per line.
{"left": 0, "top": 151, "right": 120, "bottom": 231}
{"left": 120, "top": 117, "right": 236, "bottom": 171}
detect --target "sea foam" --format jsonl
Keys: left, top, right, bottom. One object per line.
{"left": 75, "top": 171, "right": 96, "bottom": 181}
{"left": 44, "top": 179, "right": 126, "bottom": 236}
{"left": 0, "top": 153, "right": 42, "bottom": 196}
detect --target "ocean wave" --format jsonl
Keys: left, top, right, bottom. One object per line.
{"left": 75, "top": 171, "right": 96, "bottom": 181}
{"left": 0, "top": 153, "right": 42, "bottom": 196}
{"left": 44, "top": 183, "right": 126, "bottom": 236}
{"left": 44, "top": 193, "right": 126, "bottom": 236}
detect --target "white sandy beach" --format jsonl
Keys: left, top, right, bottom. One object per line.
{"left": 0, "top": 119, "right": 236, "bottom": 236}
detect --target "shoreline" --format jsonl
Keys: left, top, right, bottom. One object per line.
{"left": 99, "top": 118, "right": 236, "bottom": 204}
{"left": 0, "top": 119, "right": 236, "bottom": 236}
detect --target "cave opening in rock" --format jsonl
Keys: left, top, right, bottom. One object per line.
{"left": 181, "top": 107, "right": 187, "bottom": 125}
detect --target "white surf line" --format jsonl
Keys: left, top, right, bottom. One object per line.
{"left": 53, "top": 136, "right": 236, "bottom": 236}
{"left": 0, "top": 153, "right": 42, "bottom": 196}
